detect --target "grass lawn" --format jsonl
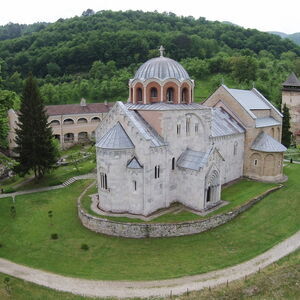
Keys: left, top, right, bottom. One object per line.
{"left": 0, "top": 164, "right": 299, "bottom": 281}
{"left": 81, "top": 179, "right": 277, "bottom": 223}
{"left": 0, "top": 249, "right": 299, "bottom": 299}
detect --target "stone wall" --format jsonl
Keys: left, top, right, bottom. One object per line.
{"left": 78, "top": 185, "right": 282, "bottom": 239}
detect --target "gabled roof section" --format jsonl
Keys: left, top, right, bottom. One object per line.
{"left": 211, "top": 108, "right": 245, "bottom": 137}
{"left": 125, "top": 103, "right": 205, "bottom": 111}
{"left": 177, "top": 148, "right": 210, "bottom": 171}
{"left": 127, "top": 157, "right": 143, "bottom": 169}
{"left": 282, "top": 72, "right": 300, "bottom": 87}
{"left": 117, "top": 102, "right": 167, "bottom": 148}
{"left": 251, "top": 132, "right": 287, "bottom": 153}
{"left": 222, "top": 85, "right": 282, "bottom": 119}
{"left": 96, "top": 122, "right": 134, "bottom": 150}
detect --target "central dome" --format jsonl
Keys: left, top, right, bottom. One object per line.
{"left": 133, "top": 56, "right": 190, "bottom": 82}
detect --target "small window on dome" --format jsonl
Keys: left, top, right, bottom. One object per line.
{"left": 167, "top": 87, "right": 174, "bottom": 102}
{"left": 150, "top": 87, "right": 158, "bottom": 98}
{"left": 137, "top": 88, "right": 143, "bottom": 102}
{"left": 181, "top": 88, "right": 188, "bottom": 103}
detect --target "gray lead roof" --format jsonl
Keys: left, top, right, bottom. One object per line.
{"left": 255, "top": 117, "right": 280, "bottom": 128}
{"left": 133, "top": 56, "right": 190, "bottom": 82}
{"left": 251, "top": 132, "right": 287, "bottom": 153}
{"left": 125, "top": 102, "right": 205, "bottom": 111}
{"left": 177, "top": 149, "right": 210, "bottom": 171}
{"left": 127, "top": 157, "right": 143, "bottom": 169}
{"left": 96, "top": 122, "right": 135, "bottom": 150}
{"left": 283, "top": 72, "right": 300, "bottom": 87}
{"left": 211, "top": 108, "right": 245, "bottom": 137}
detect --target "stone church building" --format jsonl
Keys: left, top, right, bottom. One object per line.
{"left": 95, "top": 47, "right": 287, "bottom": 217}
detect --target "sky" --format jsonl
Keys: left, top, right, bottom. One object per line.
{"left": 0, "top": 0, "right": 299, "bottom": 34}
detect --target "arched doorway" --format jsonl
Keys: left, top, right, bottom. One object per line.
{"left": 205, "top": 170, "right": 220, "bottom": 207}
{"left": 166, "top": 87, "right": 174, "bottom": 102}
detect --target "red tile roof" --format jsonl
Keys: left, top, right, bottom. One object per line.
{"left": 45, "top": 102, "right": 114, "bottom": 116}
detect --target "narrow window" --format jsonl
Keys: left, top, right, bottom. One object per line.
{"left": 166, "top": 87, "right": 174, "bottom": 102}
{"left": 100, "top": 173, "right": 108, "bottom": 190}
{"left": 186, "top": 118, "right": 190, "bottom": 135}
{"left": 150, "top": 87, "right": 157, "bottom": 97}
{"left": 137, "top": 88, "right": 143, "bottom": 102}
{"left": 157, "top": 165, "right": 160, "bottom": 178}
{"left": 195, "top": 123, "right": 199, "bottom": 134}
{"left": 133, "top": 180, "right": 137, "bottom": 191}
{"left": 154, "top": 165, "right": 160, "bottom": 179}
{"left": 254, "top": 159, "right": 258, "bottom": 166}
{"left": 172, "top": 157, "right": 175, "bottom": 170}
{"left": 177, "top": 124, "right": 181, "bottom": 135}
{"left": 234, "top": 142, "right": 238, "bottom": 156}
{"left": 104, "top": 174, "right": 107, "bottom": 190}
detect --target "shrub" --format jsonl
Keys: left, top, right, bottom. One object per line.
{"left": 3, "top": 187, "right": 16, "bottom": 193}
{"left": 51, "top": 233, "right": 58, "bottom": 240}
{"left": 0, "top": 243, "right": 3, "bottom": 248}
{"left": 81, "top": 243, "right": 89, "bottom": 251}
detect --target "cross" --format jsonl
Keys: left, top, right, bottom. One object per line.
{"left": 159, "top": 45, "right": 165, "bottom": 57}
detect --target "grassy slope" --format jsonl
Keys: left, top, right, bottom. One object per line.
{"left": 0, "top": 250, "right": 299, "bottom": 300}
{"left": 0, "top": 164, "right": 298, "bottom": 281}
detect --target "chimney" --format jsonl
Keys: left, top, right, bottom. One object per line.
{"left": 80, "top": 98, "right": 87, "bottom": 106}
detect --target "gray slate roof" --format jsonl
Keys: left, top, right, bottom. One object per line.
{"left": 251, "top": 132, "right": 287, "bottom": 153}
{"left": 133, "top": 56, "right": 190, "bottom": 82}
{"left": 177, "top": 149, "right": 210, "bottom": 171}
{"left": 96, "top": 122, "right": 134, "bottom": 150}
{"left": 118, "top": 102, "right": 167, "bottom": 148}
{"left": 255, "top": 117, "right": 280, "bottom": 128}
{"left": 222, "top": 85, "right": 282, "bottom": 119}
{"left": 282, "top": 72, "right": 300, "bottom": 87}
{"left": 125, "top": 102, "right": 205, "bottom": 111}
{"left": 211, "top": 108, "right": 245, "bottom": 137}
{"left": 127, "top": 157, "right": 143, "bottom": 169}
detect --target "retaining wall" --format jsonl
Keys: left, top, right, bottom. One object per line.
{"left": 78, "top": 185, "right": 282, "bottom": 238}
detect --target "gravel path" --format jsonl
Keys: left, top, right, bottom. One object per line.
{"left": 0, "top": 173, "right": 96, "bottom": 199}
{"left": 0, "top": 230, "right": 299, "bottom": 298}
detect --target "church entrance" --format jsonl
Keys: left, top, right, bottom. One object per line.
{"left": 204, "top": 169, "right": 220, "bottom": 208}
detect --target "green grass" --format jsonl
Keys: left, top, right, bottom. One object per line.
{"left": 0, "top": 249, "right": 299, "bottom": 299}
{"left": 81, "top": 179, "right": 276, "bottom": 223}
{"left": 0, "top": 164, "right": 299, "bottom": 281}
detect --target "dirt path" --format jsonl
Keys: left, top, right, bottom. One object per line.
{"left": 0, "top": 230, "right": 299, "bottom": 298}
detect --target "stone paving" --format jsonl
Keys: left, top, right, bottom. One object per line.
{"left": 0, "top": 230, "right": 299, "bottom": 298}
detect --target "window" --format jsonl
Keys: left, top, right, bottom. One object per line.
{"left": 154, "top": 165, "right": 160, "bottom": 179}
{"left": 186, "top": 118, "right": 190, "bottom": 135}
{"left": 177, "top": 124, "right": 181, "bottom": 135}
{"left": 234, "top": 142, "right": 238, "bottom": 156}
{"left": 181, "top": 88, "right": 188, "bottom": 103}
{"left": 195, "top": 123, "right": 199, "bottom": 134}
{"left": 137, "top": 88, "right": 143, "bottom": 102}
{"left": 100, "top": 173, "right": 108, "bottom": 190}
{"left": 172, "top": 157, "right": 175, "bottom": 170}
{"left": 166, "top": 87, "right": 174, "bottom": 102}
{"left": 254, "top": 159, "right": 258, "bottom": 166}
{"left": 150, "top": 87, "right": 158, "bottom": 98}
{"left": 133, "top": 180, "right": 137, "bottom": 191}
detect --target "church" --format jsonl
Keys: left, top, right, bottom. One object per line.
{"left": 95, "top": 47, "right": 287, "bottom": 217}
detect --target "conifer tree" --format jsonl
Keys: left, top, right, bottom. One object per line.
{"left": 14, "top": 73, "right": 58, "bottom": 180}
{"left": 281, "top": 103, "right": 292, "bottom": 148}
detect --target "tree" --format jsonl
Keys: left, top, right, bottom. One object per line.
{"left": 281, "top": 104, "right": 292, "bottom": 148}
{"left": 14, "top": 74, "right": 58, "bottom": 180}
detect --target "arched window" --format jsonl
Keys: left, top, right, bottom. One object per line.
{"left": 63, "top": 118, "right": 74, "bottom": 125}
{"left": 78, "top": 132, "right": 88, "bottom": 142}
{"left": 166, "top": 87, "right": 174, "bottom": 102}
{"left": 137, "top": 88, "right": 143, "bottom": 102}
{"left": 177, "top": 124, "right": 181, "bottom": 135}
{"left": 172, "top": 157, "right": 175, "bottom": 170}
{"left": 150, "top": 87, "right": 158, "bottom": 98}
{"left": 50, "top": 120, "right": 60, "bottom": 126}
{"left": 186, "top": 118, "right": 190, "bottom": 135}
{"left": 154, "top": 165, "right": 160, "bottom": 179}
{"left": 64, "top": 133, "right": 74, "bottom": 143}
{"left": 181, "top": 88, "right": 188, "bottom": 103}
{"left": 91, "top": 117, "right": 100, "bottom": 123}
{"left": 100, "top": 173, "right": 108, "bottom": 190}
{"left": 77, "top": 118, "right": 88, "bottom": 124}
{"left": 271, "top": 127, "right": 275, "bottom": 138}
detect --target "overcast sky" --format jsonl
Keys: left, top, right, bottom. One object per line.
{"left": 0, "top": 0, "right": 299, "bottom": 34}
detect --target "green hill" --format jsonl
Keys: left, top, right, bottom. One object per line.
{"left": 269, "top": 31, "right": 300, "bottom": 46}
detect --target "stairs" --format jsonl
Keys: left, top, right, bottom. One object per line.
{"left": 62, "top": 177, "right": 76, "bottom": 187}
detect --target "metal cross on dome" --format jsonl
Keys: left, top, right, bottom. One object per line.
{"left": 159, "top": 45, "right": 165, "bottom": 57}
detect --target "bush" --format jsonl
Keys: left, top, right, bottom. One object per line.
{"left": 0, "top": 243, "right": 3, "bottom": 248}
{"left": 51, "top": 233, "right": 58, "bottom": 240}
{"left": 81, "top": 243, "right": 89, "bottom": 251}
{"left": 3, "top": 187, "right": 16, "bottom": 193}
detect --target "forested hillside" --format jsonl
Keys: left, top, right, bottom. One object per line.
{"left": 0, "top": 10, "right": 299, "bottom": 109}
{"left": 269, "top": 31, "right": 300, "bottom": 46}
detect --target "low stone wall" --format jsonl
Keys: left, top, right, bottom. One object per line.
{"left": 78, "top": 185, "right": 282, "bottom": 238}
